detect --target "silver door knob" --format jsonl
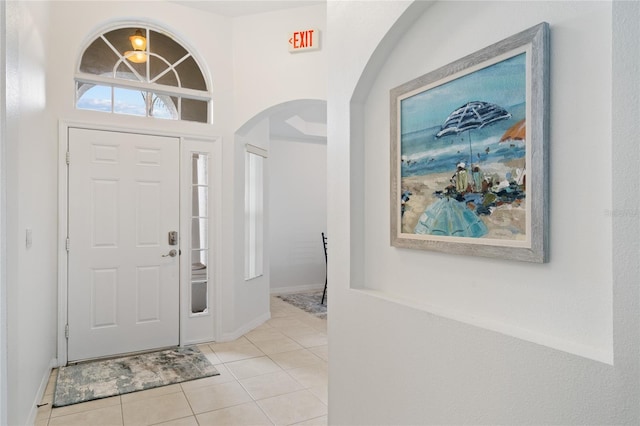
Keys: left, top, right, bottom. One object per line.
{"left": 162, "top": 249, "right": 178, "bottom": 258}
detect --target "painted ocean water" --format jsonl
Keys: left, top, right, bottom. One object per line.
{"left": 401, "top": 102, "right": 526, "bottom": 178}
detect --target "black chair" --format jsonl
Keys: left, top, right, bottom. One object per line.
{"left": 321, "top": 232, "right": 328, "bottom": 305}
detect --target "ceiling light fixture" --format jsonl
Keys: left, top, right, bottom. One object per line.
{"left": 125, "top": 29, "right": 147, "bottom": 63}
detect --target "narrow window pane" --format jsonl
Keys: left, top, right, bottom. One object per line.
{"left": 181, "top": 98, "right": 208, "bottom": 123}
{"left": 77, "top": 83, "right": 112, "bottom": 113}
{"left": 149, "top": 93, "right": 177, "bottom": 120}
{"left": 191, "top": 281, "right": 208, "bottom": 314}
{"left": 245, "top": 152, "right": 264, "bottom": 280}
{"left": 191, "top": 152, "right": 209, "bottom": 315}
{"left": 79, "top": 37, "right": 119, "bottom": 75}
{"left": 149, "top": 55, "right": 170, "bottom": 84}
{"left": 192, "top": 249, "right": 207, "bottom": 271}
{"left": 191, "top": 219, "right": 208, "bottom": 249}
{"left": 175, "top": 56, "right": 207, "bottom": 90}
{"left": 192, "top": 153, "right": 209, "bottom": 186}
{"left": 191, "top": 186, "right": 208, "bottom": 218}
{"left": 150, "top": 30, "right": 188, "bottom": 64}
{"left": 154, "top": 67, "right": 179, "bottom": 87}
{"left": 113, "top": 87, "right": 146, "bottom": 116}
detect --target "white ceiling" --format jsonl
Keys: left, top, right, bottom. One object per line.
{"left": 270, "top": 100, "right": 327, "bottom": 142}
{"left": 171, "top": 1, "right": 325, "bottom": 18}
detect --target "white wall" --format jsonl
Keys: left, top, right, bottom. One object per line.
{"left": 232, "top": 4, "right": 327, "bottom": 130}
{"left": 231, "top": 4, "right": 327, "bottom": 326}
{"left": 1, "top": 3, "right": 8, "bottom": 423}
{"left": 232, "top": 118, "right": 271, "bottom": 337}
{"left": 5, "top": 2, "right": 58, "bottom": 425}
{"left": 370, "top": 0, "right": 612, "bottom": 363}
{"left": 269, "top": 138, "right": 327, "bottom": 293}
{"left": 328, "top": 0, "right": 639, "bottom": 424}
{"left": 5, "top": 1, "right": 236, "bottom": 423}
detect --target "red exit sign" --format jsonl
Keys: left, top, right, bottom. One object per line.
{"left": 288, "top": 28, "right": 320, "bottom": 53}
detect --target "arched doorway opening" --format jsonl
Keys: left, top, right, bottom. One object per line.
{"left": 236, "top": 99, "right": 327, "bottom": 304}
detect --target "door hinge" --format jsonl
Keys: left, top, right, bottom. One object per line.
{"left": 65, "top": 324, "right": 69, "bottom": 339}
{"left": 66, "top": 151, "right": 70, "bottom": 165}
{"left": 65, "top": 237, "right": 70, "bottom": 252}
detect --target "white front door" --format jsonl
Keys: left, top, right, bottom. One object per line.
{"left": 67, "top": 128, "right": 180, "bottom": 362}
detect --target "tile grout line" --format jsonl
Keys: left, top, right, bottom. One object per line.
{"left": 43, "top": 298, "right": 326, "bottom": 426}
{"left": 232, "top": 369, "right": 277, "bottom": 425}
{"left": 119, "top": 395, "right": 124, "bottom": 426}
{"left": 179, "top": 383, "right": 199, "bottom": 426}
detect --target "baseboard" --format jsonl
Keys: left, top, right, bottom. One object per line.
{"left": 270, "top": 284, "right": 324, "bottom": 295}
{"left": 218, "top": 311, "right": 271, "bottom": 343}
{"left": 27, "top": 358, "right": 56, "bottom": 426}
{"left": 182, "top": 337, "right": 219, "bottom": 346}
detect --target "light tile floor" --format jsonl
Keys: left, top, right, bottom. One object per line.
{"left": 36, "top": 296, "right": 328, "bottom": 426}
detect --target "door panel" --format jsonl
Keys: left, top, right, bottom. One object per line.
{"left": 68, "top": 128, "right": 179, "bottom": 362}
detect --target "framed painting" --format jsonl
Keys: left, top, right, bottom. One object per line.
{"left": 390, "top": 23, "right": 549, "bottom": 263}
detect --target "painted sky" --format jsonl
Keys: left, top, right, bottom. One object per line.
{"left": 401, "top": 53, "right": 526, "bottom": 135}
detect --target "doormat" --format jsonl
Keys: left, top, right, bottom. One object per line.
{"left": 277, "top": 290, "right": 327, "bottom": 319}
{"left": 53, "top": 346, "right": 219, "bottom": 407}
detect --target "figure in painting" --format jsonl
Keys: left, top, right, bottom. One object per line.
{"left": 472, "top": 165, "right": 483, "bottom": 193}
{"left": 452, "top": 162, "right": 469, "bottom": 194}
{"left": 400, "top": 190, "right": 412, "bottom": 217}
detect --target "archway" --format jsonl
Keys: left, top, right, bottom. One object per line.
{"left": 236, "top": 99, "right": 327, "bottom": 297}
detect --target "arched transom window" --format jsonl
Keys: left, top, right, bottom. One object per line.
{"left": 76, "top": 26, "right": 211, "bottom": 123}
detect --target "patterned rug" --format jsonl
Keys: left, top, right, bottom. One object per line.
{"left": 53, "top": 346, "right": 218, "bottom": 407}
{"left": 277, "top": 290, "right": 327, "bottom": 319}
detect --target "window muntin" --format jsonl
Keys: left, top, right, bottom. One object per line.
{"left": 76, "top": 26, "right": 210, "bottom": 123}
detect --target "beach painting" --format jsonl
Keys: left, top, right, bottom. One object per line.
{"left": 390, "top": 23, "right": 549, "bottom": 262}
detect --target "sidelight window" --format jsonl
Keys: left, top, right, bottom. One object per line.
{"left": 191, "top": 153, "right": 209, "bottom": 314}
{"left": 245, "top": 146, "right": 267, "bottom": 280}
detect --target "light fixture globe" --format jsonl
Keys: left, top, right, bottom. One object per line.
{"left": 125, "top": 51, "right": 148, "bottom": 63}
{"left": 125, "top": 29, "right": 147, "bottom": 63}
{"left": 129, "top": 29, "right": 147, "bottom": 50}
